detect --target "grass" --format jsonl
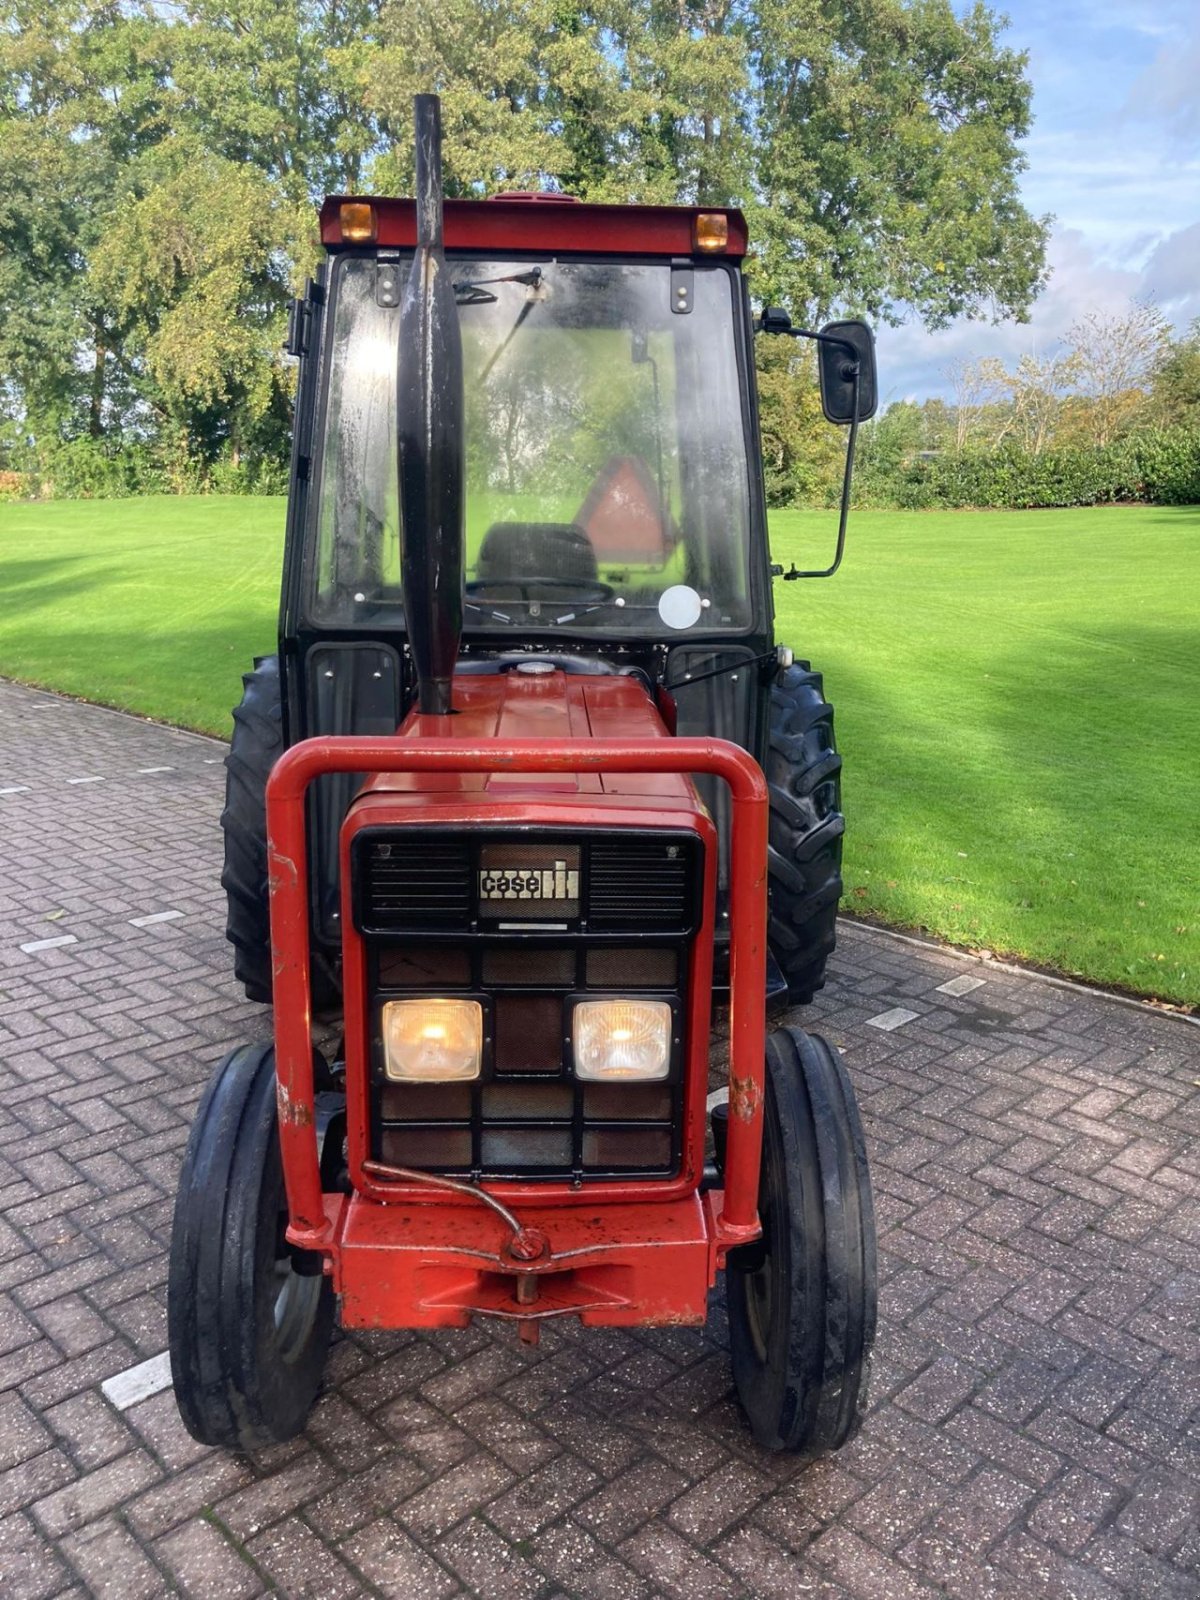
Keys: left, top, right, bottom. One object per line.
{"left": 772, "top": 504, "right": 1200, "bottom": 1008}
{"left": 2, "top": 495, "right": 1197, "bottom": 1005}
{"left": 0, "top": 496, "right": 285, "bottom": 733}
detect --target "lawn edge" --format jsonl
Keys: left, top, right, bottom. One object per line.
{"left": 0, "top": 672, "right": 227, "bottom": 744}
{"left": 841, "top": 912, "right": 1199, "bottom": 1024}
{"left": 5, "top": 675, "right": 1195, "bottom": 1020}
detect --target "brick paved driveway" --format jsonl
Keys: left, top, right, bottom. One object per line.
{"left": 1, "top": 677, "right": 1198, "bottom": 1600}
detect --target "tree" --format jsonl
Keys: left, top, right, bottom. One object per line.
{"left": 977, "top": 349, "right": 1080, "bottom": 455}
{"left": 1151, "top": 319, "right": 1200, "bottom": 429}
{"left": 1, "top": 0, "right": 1051, "bottom": 489}
{"left": 754, "top": 337, "right": 843, "bottom": 506}
{"left": 89, "top": 138, "right": 301, "bottom": 485}
{"left": 365, "top": 0, "right": 1050, "bottom": 329}
{"left": 748, "top": 0, "right": 1049, "bottom": 327}
{"left": 944, "top": 356, "right": 998, "bottom": 453}
{"left": 1064, "top": 304, "right": 1169, "bottom": 448}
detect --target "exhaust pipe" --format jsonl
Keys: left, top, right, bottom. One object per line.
{"left": 397, "top": 93, "right": 464, "bottom": 716}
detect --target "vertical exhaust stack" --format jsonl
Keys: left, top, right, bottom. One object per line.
{"left": 397, "top": 93, "right": 464, "bottom": 716}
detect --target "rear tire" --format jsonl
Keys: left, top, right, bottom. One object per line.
{"left": 766, "top": 663, "right": 845, "bottom": 1005}
{"left": 727, "top": 1027, "right": 876, "bottom": 1455}
{"left": 168, "top": 1041, "right": 334, "bottom": 1450}
{"left": 221, "top": 656, "right": 339, "bottom": 1011}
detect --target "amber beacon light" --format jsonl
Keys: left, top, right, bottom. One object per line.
{"left": 339, "top": 201, "right": 377, "bottom": 243}
{"left": 694, "top": 212, "right": 729, "bottom": 251}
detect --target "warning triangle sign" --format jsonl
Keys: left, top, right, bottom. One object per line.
{"left": 576, "top": 456, "right": 675, "bottom": 564}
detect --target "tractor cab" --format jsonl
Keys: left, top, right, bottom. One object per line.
{"left": 308, "top": 210, "right": 759, "bottom": 640}
{"left": 170, "top": 96, "right": 878, "bottom": 1461}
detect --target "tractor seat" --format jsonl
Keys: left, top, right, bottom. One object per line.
{"left": 476, "top": 521, "right": 598, "bottom": 589}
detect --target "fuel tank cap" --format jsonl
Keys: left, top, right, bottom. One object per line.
{"left": 514, "top": 659, "right": 555, "bottom": 675}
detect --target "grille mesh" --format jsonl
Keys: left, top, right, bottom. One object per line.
{"left": 364, "top": 841, "right": 471, "bottom": 928}
{"left": 588, "top": 841, "right": 691, "bottom": 929}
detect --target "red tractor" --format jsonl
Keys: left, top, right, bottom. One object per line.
{"left": 169, "top": 96, "right": 878, "bottom": 1456}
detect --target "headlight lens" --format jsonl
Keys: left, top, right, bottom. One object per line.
{"left": 573, "top": 999, "right": 672, "bottom": 1081}
{"left": 382, "top": 999, "right": 483, "bottom": 1082}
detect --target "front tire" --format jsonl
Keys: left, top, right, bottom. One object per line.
{"left": 168, "top": 1042, "right": 334, "bottom": 1450}
{"left": 766, "top": 663, "right": 845, "bottom": 1005}
{"left": 727, "top": 1027, "right": 876, "bottom": 1454}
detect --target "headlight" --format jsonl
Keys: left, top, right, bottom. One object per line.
{"left": 573, "top": 999, "right": 672, "bottom": 1081}
{"left": 382, "top": 999, "right": 483, "bottom": 1082}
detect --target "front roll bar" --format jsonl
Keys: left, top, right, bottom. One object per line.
{"left": 264, "top": 735, "right": 768, "bottom": 1251}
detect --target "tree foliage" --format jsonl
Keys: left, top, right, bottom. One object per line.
{"left": 1150, "top": 318, "right": 1200, "bottom": 429}
{"left": 0, "top": 0, "right": 1050, "bottom": 490}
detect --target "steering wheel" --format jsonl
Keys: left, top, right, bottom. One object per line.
{"left": 466, "top": 577, "right": 615, "bottom": 608}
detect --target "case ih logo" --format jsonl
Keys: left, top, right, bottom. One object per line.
{"left": 478, "top": 861, "right": 580, "bottom": 902}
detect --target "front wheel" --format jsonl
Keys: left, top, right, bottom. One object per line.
{"left": 727, "top": 1027, "right": 876, "bottom": 1454}
{"left": 167, "top": 1042, "right": 334, "bottom": 1450}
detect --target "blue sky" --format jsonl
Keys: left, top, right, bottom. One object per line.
{"left": 880, "top": 0, "right": 1200, "bottom": 402}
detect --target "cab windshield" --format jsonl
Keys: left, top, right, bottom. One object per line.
{"left": 311, "top": 255, "right": 753, "bottom": 635}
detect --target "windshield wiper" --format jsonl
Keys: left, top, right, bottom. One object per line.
{"left": 453, "top": 267, "right": 543, "bottom": 307}
{"left": 475, "top": 268, "right": 546, "bottom": 380}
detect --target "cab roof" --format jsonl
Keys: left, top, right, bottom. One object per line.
{"left": 319, "top": 195, "right": 748, "bottom": 259}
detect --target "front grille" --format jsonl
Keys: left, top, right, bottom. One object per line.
{"left": 588, "top": 840, "right": 691, "bottom": 929}
{"left": 363, "top": 840, "right": 471, "bottom": 929}
{"left": 368, "top": 943, "right": 684, "bottom": 1180}
{"left": 358, "top": 827, "right": 699, "bottom": 1182}
{"left": 355, "top": 828, "right": 696, "bottom": 937}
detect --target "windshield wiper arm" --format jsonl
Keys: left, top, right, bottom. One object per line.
{"left": 476, "top": 268, "right": 545, "bottom": 379}
{"left": 453, "top": 267, "right": 543, "bottom": 307}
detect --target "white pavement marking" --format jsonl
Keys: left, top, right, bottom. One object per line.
{"left": 101, "top": 1351, "right": 173, "bottom": 1411}
{"left": 0, "top": 785, "right": 29, "bottom": 795}
{"left": 937, "top": 973, "right": 987, "bottom": 997}
{"left": 66, "top": 775, "right": 104, "bottom": 784}
{"left": 137, "top": 766, "right": 173, "bottom": 774}
{"left": 129, "top": 910, "right": 184, "bottom": 928}
{"left": 706, "top": 1087, "right": 728, "bottom": 1111}
{"left": 20, "top": 935, "right": 78, "bottom": 954}
{"left": 203, "top": 758, "right": 221, "bottom": 764}
{"left": 866, "top": 1006, "right": 920, "bottom": 1032}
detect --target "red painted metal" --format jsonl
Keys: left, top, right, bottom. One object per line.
{"left": 333, "top": 1194, "right": 714, "bottom": 1330}
{"left": 339, "top": 789, "right": 717, "bottom": 1211}
{"left": 319, "top": 195, "right": 749, "bottom": 258}
{"left": 337, "top": 672, "right": 723, "bottom": 1222}
{"left": 264, "top": 678, "right": 769, "bottom": 1329}
{"left": 365, "top": 670, "right": 696, "bottom": 798}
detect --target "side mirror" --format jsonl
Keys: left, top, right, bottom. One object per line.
{"left": 817, "top": 320, "right": 877, "bottom": 425}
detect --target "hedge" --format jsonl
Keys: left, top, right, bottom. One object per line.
{"left": 5, "top": 424, "right": 1198, "bottom": 511}
{"left": 854, "top": 428, "right": 1200, "bottom": 511}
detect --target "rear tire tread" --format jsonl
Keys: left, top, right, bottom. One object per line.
{"left": 220, "top": 657, "right": 339, "bottom": 1010}
{"left": 766, "top": 664, "right": 845, "bottom": 1005}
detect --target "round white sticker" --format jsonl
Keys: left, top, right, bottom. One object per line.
{"left": 658, "top": 585, "right": 704, "bottom": 630}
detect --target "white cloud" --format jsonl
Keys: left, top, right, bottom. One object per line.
{"left": 1141, "top": 222, "right": 1200, "bottom": 312}
{"left": 1126, "top": 34, "right": 1200, "bottom": 143}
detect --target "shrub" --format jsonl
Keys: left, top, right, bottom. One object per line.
{"left": 1131, "top": 429, "right": 1200, "bottom": 505}
{"left": 851, "top": 427, "right": 1200, "bottom": 511}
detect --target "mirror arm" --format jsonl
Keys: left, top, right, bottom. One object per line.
{"left": 780, "top": 325, "right": 860, "bottom": 362}
{"left": 783, "top": 365, "right": 860, "bottom": 580}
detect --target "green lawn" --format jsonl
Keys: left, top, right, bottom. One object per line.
{"left": 0, "top": 496, "right": 285, "bottom": 733}
{"left": 2, "top": 495, "right": 1197, "bottom": 1006}
{"left": 773, "top": 504, "right": 1200, "bottom": 1008}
